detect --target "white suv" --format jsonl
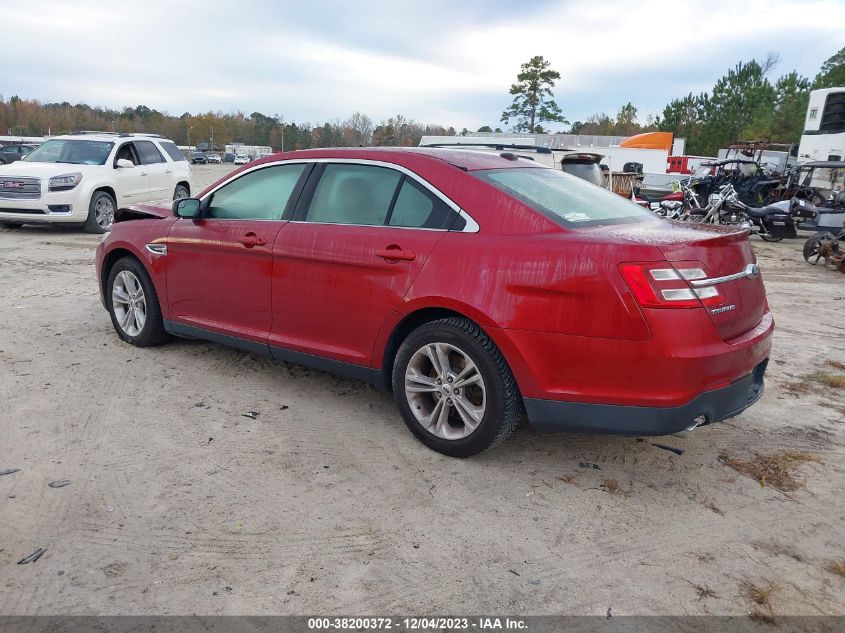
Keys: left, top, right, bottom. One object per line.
{"left": 0, "top": 132, "right": 193, "bottom": 233}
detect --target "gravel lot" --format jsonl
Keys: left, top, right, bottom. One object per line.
{"left": 1, "top": 164, "right": 844, "bottom": 616}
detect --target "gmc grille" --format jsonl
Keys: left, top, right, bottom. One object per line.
{"left": 0, "top": 177, "right": 41, "bottom": 200}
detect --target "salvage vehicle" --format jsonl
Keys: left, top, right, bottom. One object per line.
{"left": 206, "top": 153, "right": 222, "bottom": 164}
{"left": 191, "top": 152, "right": 208, "bottom": 165}
{"left": 234, "top": 154, "right": 250, "bottom": 165}
{"left": 0, "top": 143, "right": 38, "bottom": 164}
{"left": 95, "top": 148, "right": 773, "bottom": 457}
{"left": 0, "top": 132, "right": 192, "bottom": 232}
{"left": 686, "top": 159, "right": 781, "bottom": 207}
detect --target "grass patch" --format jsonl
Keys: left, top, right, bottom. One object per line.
{"left": 825, "top": 560, "right": 845, "bottom": 577}
{"left": 807, "top": 370, "right": 845, "bottom": 389}
{"left": 739, "top": 578, "right": 778, "bottom": 610}
{"left": 600, "top": 479, "right": 619, "bottom": 494}
{"left": 719, "top": 451, "right": 820, "bottom": 493}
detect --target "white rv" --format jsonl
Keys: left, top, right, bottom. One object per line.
{"left": 797, "top": 87, "right": 845, "bottom": 164}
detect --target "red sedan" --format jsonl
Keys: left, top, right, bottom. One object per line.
{"left": 95, "top": 148, "right": 773, "bottom": 456}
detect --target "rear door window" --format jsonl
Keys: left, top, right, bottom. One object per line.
{"left": 306, "top": 164, "right": 402, "bottom": 225}
{"left": 387, "top": 178, "right": 454, "bottom": 229}
{"left": 135, "top": 140, "right": 165, "bottom": 165}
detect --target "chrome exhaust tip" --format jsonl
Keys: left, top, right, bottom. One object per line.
{"left": 671, "top": 416, "right": 707, "bottom": 438}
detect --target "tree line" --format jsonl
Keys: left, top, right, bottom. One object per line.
{"left": 0, "top": 99, "right": 457, "bottom": 150}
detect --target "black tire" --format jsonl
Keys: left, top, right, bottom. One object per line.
{"left": 759, "top": 233, "right": 783, "bottom": 242}
{"left": 0, "top": 222, "right": 23, "bottom": 229}
{"left": 392, "top": 317, "right": 521, "bottom": 457}
{"left": 106, "top": 256, "right": 170, "bottom": 347}
{"left": 173, "top": 184, "right": 190, "bottom": 200}
{"left": 803, "top": 232, "right": 836, "bottom": 264}
{"left": 84, "top": 190, "right": 116, "bottom": 234}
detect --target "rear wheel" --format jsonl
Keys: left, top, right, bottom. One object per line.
{"left": 803, "top": 232, "right": 836, "bottom": 264}
{"left": 84, "top": 190, "right": 116, "bottom": 233}
{"left": 392, "top": 317, "right": 521, "bottom": 457}
{"left": 106, "top": 257, "right": 170, "bottom": 347}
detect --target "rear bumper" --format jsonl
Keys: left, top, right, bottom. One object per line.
{"left": 525, "top": 358, "right": 768, "bottom": 435}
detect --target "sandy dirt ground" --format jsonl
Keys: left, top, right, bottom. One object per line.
{"left": 1, "top": 165, "right": 843, "bottom": 616}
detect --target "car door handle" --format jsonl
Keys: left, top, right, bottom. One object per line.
{"left": 376, "top": 246, "right": 416, "bottom": 262}
{"left": 140, "top": 171, "right": 148, "bottom": 176}
{"left": 239, "top": 233, "right": 266, "bottom": 248}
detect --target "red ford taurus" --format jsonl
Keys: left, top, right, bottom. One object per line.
{"left": 95, "top": 148, "right": 773, "bottom": 456}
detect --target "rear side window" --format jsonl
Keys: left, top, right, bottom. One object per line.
{"left": 207, "top": 164, "right": 306, "bottom": 220}
{"left": 388, "top": 178, "right": 454, "bottom": 229}
{"left": 159, "top": 141, "right": 186, "bottom": 162}
{"left": 307, "top": 164, "right": 401, "bottom": 225}
{"left": 135, "top": 140, "right": 165, "bottom": 165}
{"left": 475, "top": 167, "right": 653, "bottom": 227}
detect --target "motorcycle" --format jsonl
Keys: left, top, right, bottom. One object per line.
{"left": 684, "top": 184, "right": 813, "bottom": 242}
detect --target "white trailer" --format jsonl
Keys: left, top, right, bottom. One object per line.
{"left": 797, "top": 87, "right": 845, "bottom": 164}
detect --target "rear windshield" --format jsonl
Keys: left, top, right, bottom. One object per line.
{"left": 475, "top": 167, "right": 653, "bottom": 227}
{"left": 160, "top": 141, "right": 187, "bottom": 162}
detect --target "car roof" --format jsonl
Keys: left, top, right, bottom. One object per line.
{"left": 249, "top": 147, "right": 544, "bottom": 172}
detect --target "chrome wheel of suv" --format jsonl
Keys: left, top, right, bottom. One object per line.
{"left": 95, "top": 196, "right": 115, "bottom": 229}
{"left": 404, "top": 342, "right": 487, "bottom": 440}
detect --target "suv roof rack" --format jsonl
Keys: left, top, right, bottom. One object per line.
{"left": 68, "top": 131, "right": 167, "bottom": 139}
{"left": 421, "top": 142, "right": 553, "bottom": 154}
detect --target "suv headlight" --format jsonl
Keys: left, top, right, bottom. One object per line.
{"left": 48, "top": 172, "right": 83, "bottom": 192}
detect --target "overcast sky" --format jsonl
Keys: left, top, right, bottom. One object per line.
{"left": 5, "top": 0, "right": 844, "bottom": 130}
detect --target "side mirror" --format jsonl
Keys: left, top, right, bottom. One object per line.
{"left": 173, "top": 197, "right": 201, "bottom": 219}
{"left": 115, "top": 158, "right": 134, "bottom": 169}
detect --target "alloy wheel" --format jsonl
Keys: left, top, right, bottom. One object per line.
{"left": 95, "top": 196, "right": 115, "bottom": 229}
{"left": 404, "top": 342, "right": 486, "bottom": 440}
{"left": 111, "top": 271, "right": 147, "bottom": 337}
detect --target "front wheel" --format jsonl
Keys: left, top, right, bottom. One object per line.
{"left": 392, "top": 317, "right": 521, "bottom": 457}
{"left": 173, "top": 184, "right": 189, "bottom": 200}
{"left": 803, "top": 232, "right": 836, "bottom": 264}
{"left": 759, "top": 233, "right": 783, "bottom": 242}
{"left": 84, "top": 190, "right": 116, "bottom": 233}
{"left": 106, "top": 257, "right": 170, "bottom": 347}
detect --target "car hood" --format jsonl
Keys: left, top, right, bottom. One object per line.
{"left": 114, "top": 201, "right": 173, "bottom": 223}
{"left": 0, "top": 161, "right": 106, "bottom": 177}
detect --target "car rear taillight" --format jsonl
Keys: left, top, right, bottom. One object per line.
{"left": 619, "top": 262, "right": 722, "bottom": 309}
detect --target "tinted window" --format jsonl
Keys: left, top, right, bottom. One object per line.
{"left": 307, "top": 164, "right": 401, "bottom": 225}
{"left": 476, "top": 167, "right": 653, "bottom": 227}
{"left": 136, "top": 140, "right": 165, "bottom": 165}
{"left": 159, "top": 141, "right": 186, "bottom": 162}
{"left": 207, "top": 164, "right": 306, "bottom": 220}
{"left": 388, "top": 178, "right": 454, "bottom": 229}
{"left": 0, "top": 146, "right": 15, "bottom": 153}
{"left": 561, "top": 162, "right": 605, "bottom": 186}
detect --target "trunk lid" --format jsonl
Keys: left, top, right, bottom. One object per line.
{"left": 596, "top": 220, "right": 767, "bottom": 341}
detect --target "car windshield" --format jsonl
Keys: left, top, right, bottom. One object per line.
{"left": 475, "top": 167, "right": 654, "bottom": 227}
{"left": 24, "top": 139, "right": 113, "bottom": 165}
